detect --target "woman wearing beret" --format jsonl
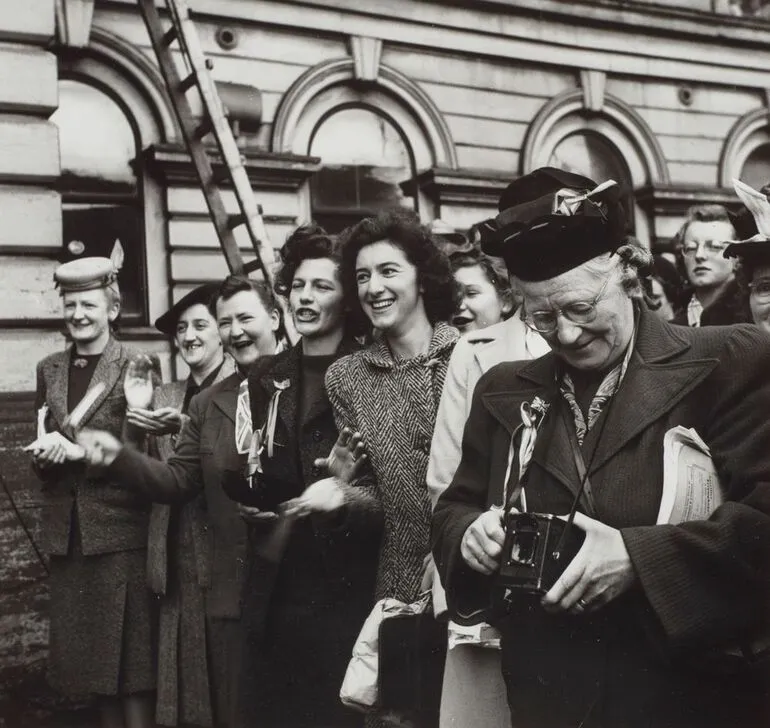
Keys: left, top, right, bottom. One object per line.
{"left": 128, "top": 283, "right": 235, "bottom": 727}
{"left": 433, "top": 167, "right": 770, "bottom": 727}
{"left": 27, "top": 257, "right": 156, "bottom": 728}
{"left": 235, "top": 224, "right": 379, "bottom": 728}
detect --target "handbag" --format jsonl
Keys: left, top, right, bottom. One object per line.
{"left": 340, "top": 592, "right": 447, "bottom": 723}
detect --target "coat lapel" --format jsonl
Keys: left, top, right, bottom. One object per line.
{"left": 588, "top": 311, "right": 718, "bottom": 474}
{"left": 77, "top": 337, "right": 125, "bottom": 427}
{"left": 210, "top": 372, "right": 241, "bottom": 424}
{"left": 513, "top": 354, "right": 583, "bottom": 500}
{"left": 45, "top": 351, "right": 71, "bottom": 430}
{"left": 257, "top": 346, "right": 299, "bottom": 439}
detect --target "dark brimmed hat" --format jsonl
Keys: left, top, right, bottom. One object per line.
{"left": 54, "top": 257, "right": 119, "bottom": 293}
{"left": 724, "top": 178, "right": 769, "bottom": 265}
{"left": 154, "top": 283, "right": 219, "bottom": 336}
{"left": 477, "top": 167, "right": 627, "bottom": 281}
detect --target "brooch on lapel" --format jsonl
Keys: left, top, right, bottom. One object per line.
{"left": 248, "top": 379, "right": 291, "bottom": 477}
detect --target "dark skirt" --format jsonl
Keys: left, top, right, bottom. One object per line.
{"left": 155, "top": 507, "right": 213, "bottom": 727}
{"left": 237, "top": 522, "right": 367, "bottom": 728}
{"left": 47, "top": 538, "right": 155, "bottom": 698}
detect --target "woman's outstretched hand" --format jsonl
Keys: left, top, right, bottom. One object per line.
{"left": 314, "top": 427, "right": 367, "bottom": 484}
{"left": 75, "top": 429, "right": 123, "bottom": 467}
{"left": 282, "top": 477, "right": 345, "bottom": 518}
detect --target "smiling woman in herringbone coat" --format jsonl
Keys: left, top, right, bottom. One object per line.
{"left": 324, "top": 212, "right": 459, "bottom": 611}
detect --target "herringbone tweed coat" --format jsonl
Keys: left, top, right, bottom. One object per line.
{"left": 325, "top": 322, "right": 458, "bottom": 604}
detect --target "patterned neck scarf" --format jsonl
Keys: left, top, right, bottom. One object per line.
{"left": 235, "top": 378, "right": 252, "bottom": 454}
{"left": 559, "top": 334, "right": 635, "bottom": 445}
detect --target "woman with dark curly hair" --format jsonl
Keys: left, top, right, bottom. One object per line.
{"left": 234, "top": 223, "right": 380, "bottom": 728}
{"left": 292, "top": 210, "right": 456, "bottom": 691}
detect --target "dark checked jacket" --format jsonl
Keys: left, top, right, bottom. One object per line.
{"left": 432, "top": 307, "right": 770, "bottom": 727}
{"left": 325, "top": 322, "right": 458, "bottom": 603}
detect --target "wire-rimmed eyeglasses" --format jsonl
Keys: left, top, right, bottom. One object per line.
{"left": 681, "top": 240, "right": 729, "bottom": 257}
{"left": 749, "top": 278, "right": 770, "bottom": 302}
{"left": 522, "top": 276, "right": 612, "bottom": 335}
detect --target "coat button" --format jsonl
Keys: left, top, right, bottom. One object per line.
{"left": 416, "top": 435, "right": 431, "bottom": 454}
{"left": 312, "top": 430, "right": 323, "bottom": 442}
{"left": 311, "top": 465, "right": 322, "bottom": 477}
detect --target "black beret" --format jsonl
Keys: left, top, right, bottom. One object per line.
{"left": 154, "top": 282, "right": 220, "bottom": 336}
{"left": 477, "top": 167, "right": 627, "bottom": 281}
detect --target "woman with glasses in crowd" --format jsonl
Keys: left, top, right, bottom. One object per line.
{"left": 671, "top": 204, "right": 750, "bottom": 326}
{"left": 429, "top": 248, "right": 549, "bottom": 728}
{"left": 234, "top": 224, "right": 379, "bottom": 728}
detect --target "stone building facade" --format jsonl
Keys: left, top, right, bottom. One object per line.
{"left": 2, "top": 0, "right": 770, "bottom": 696}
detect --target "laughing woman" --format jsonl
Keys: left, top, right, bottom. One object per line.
{"left": 322, "top": 209, "right": 459, "bottom": 611}
{"left": 127, "top": 283, "right": 234, "bottom": 727}
{"left": 236, "top": 224, "right": 379, "bottom": 728}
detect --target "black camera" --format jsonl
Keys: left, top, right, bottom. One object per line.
{"left": 493, "top": 512, "right": 585, "bottom": 611}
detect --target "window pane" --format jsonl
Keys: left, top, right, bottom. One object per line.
{"left": 62, "top": 204, "right": 145, "bottom": 324}
{"left": 547, "top": 132, "right": 630, "bottom": 188}
{"left": 740, "top": 143, "right": 770, "bottom": 191}
{"left": 310, "top": 107, "right": 413, "bottom": 228}
{"left": 51, "top": 80, "right": 137, "bottom": 192}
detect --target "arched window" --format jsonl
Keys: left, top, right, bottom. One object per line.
{"left": 309, "top": 105, "right": 415, "bottom": 232}
{"left": 739, "top": 141, "right": 770, "bottom": 190}
{"left": 51, "top": 78, "right": 147, "bottom": 324}
{"left": 523, "top": 90, "right": 668, "bottom": 246}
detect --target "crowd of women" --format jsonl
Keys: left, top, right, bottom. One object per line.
{"left": 25, "top": 168, "right": 770, "bottom": 728}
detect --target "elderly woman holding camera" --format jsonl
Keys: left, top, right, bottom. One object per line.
{"left": 432, "top": 168, "right": 770, "bottom": 728}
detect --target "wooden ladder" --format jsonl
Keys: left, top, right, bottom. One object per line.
{"left": 137, "top": 0, "right": 275, "bottom": 283}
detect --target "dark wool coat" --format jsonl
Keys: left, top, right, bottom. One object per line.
{"left": 108, "top": 371, "right": 250, "bottom": 725}
{"left": 34, "top": 336, "right": 155, "bottom": 697}
{"left": 236, "top": 341, "right": 380, "bottom": 728}
{"left": 432, "top": 308, "right": 770, "bottom": 728}
{"left": 325, "top": 322, "right": 458, "bottom": 604}
{"left": 145, "top": 358, "right": 235, "bottom": 727}
{"left": 671, "top": 279, "right": 751, "bottom": 327}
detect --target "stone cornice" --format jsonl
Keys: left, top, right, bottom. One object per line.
{"left": 141, "top": 143, "right": 321, "bottom": 190}
{"left": 635, "top": 183, "right": 741, "bottom": 216}
{"left": 402, "top": 167, "right": 512, "bottom": 208}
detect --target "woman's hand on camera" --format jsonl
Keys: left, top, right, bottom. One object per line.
{"left": 314, "top": 427, "right": 367, "bottom": 484}
{"left": 541, "top": 511, "right": 637, "bottom": 615}
{"left": 281, "top": 476, "right": 345, "bottom": 518}
{"left": 461, "top": 509, "right": 506, "bottom": 575}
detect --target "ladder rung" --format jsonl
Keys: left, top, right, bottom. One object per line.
{"left": 161, "top": 26, "right": 177, "bottom": 47}
{"left": 227, "top": 213, "right": 246, "bottom": 230}
{"left": 179, "top": 72, "right": 197, "bottom": 93}
{"left": 194, "top": 118, "right": 213, "bottom": 140}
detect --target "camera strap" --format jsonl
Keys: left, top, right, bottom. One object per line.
{"left": 563, "top": 413, "right": 598, "bottom": 518}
